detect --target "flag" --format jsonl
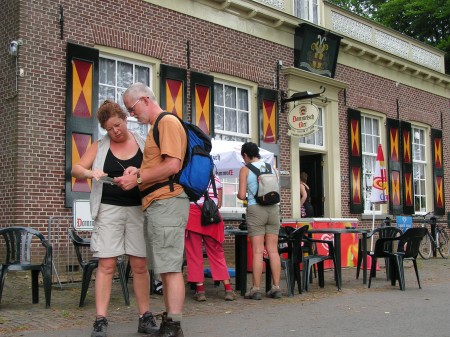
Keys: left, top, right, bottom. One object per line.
{"left": 370, "top": 144, "right": 389, "bottom": 204}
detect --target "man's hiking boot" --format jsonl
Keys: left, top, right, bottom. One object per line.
{"left": 144, "top": 313, "right": 184, "bottom": 337}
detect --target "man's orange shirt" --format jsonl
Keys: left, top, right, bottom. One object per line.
{"left": 140, "top": 113, "right": 187, "bottom": 210}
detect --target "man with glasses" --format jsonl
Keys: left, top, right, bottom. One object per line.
{"left": 115, "top": 83, "right": 188, "bottom": 337}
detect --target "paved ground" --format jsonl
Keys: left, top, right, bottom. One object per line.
{"left": 1, "top": 258, "right": 450, "bottom": 337}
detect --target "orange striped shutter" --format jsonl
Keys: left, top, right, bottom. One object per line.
{"left": 65, "top": 43, "right": 99, "bottom": 207}
{"left": 191, "top": 72, "right": 214, "bottom": 135}
{"left": 431, "top": 129, "right": 445, "bottom": 215}
{"left": 348, "top": 109, "right": 363, "bottom": 213}
{"left": 159, "top": 65, "right": 187, "bottom": 120}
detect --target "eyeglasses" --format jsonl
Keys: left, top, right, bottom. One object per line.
{"left": 127, "top": 97, "right": 143, "bottom": 113}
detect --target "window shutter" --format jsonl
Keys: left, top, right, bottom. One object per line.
{"left": 348, "top": 109, "right": 363, "bottom": 213}
{"left": 190, "top": 72, "right": 214, "bottom": 135}
{"left": 258, "top": 88, "right": 278, "bottom": 144}
{"left": 65, "top": 43, "right": 99, "bottom": 207}
{"left": 431, "top": 129, "right": 445, "bottom": 215}
{"left": 159, "top": 65, "right": 187, "bottom": 120}
{"left": 386, "top": 118, "right": 402, "bottom": 214}
{"left": 401, "top": 121, "right": 414, "bottom": 214}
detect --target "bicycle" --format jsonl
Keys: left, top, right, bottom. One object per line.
{"left": 415, "top": 213, "right": 450, "bottom": 259}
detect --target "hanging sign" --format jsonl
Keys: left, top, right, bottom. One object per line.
{"left": 287, "top": 103, "right": 320, "bottom": 137}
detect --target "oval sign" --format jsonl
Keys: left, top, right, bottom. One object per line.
{"left": 287, "top": 103, "right": 320, "bottom": 137}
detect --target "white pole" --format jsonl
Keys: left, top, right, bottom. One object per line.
{"left": 370, "top": 202, "right": 376, "bottom": 251}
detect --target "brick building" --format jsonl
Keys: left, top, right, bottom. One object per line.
{"left": 1, "top": 0, "right": 449, "bottom": 273}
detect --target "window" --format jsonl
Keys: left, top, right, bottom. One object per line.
{"left": 412, "top": 127, "right": 427, "bottom": 213}
{"left": 214, "top": 81, "right": 250, "bottom": 142}
{"left": 299, "top": 107, "right": 324, "bottom": 149}
{"left": 214, "top": 81, "right": 251, "bottom": 211}
{"left": 98, "top": 55, "right": 152, "bottom": 138}
{"left": 361, "top": 114, "right": 381, "bottom": 212}
{"left": 294, "top": 0, "right": 320, "bottom": 24}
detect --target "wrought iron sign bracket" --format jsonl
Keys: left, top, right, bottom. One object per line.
{"left": 281, "top": 86, "right": 327, "bottom": 113}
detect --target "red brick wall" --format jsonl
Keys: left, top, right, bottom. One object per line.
{"left": 1, "top": 0, "right": 294, "bottom": 232}
{"left": 2, "top": 0, "right": 449, "bottom": 269}
{"left": 336, "top": 64, "right": 449, "bottom": 229}
{"left": 0, "top": 1, "right": 20, "bottom": 227}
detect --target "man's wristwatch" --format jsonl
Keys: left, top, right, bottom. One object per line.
{"left": 136, "top": 172, "right": 142, "bottom": 184}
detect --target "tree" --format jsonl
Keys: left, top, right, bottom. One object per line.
{"left": 328, "top": 0, "right": 450, "bottom": 74}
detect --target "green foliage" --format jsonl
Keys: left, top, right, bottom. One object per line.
{"left": 327, "top": 0, "right": 450, "bottom": 74}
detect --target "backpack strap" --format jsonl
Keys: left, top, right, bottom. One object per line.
{"left": 194, "top": 170, "right": 217, "bottom": 210}
{"left": 245, "top": 163, "right": 261, "bottom": 199}
{"left": 245, "top": 163, "right": 261, "bottom": 177}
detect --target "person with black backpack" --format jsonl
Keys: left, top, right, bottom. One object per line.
{"left": 237, "top": 142, "right": 282, "bottom": 300}
{"left": 115, "top": 83, "right": 188, "bottom": 337}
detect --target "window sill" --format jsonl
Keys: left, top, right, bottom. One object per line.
{"left": 361, "top": 213, "right": 391, "bottom": 221}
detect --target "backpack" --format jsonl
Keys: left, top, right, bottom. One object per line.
{"left": 140, "top": 112, "right": 214, "bottom": 202}
{"left": 246, "top": 162, "right": 280, "bottom": 206}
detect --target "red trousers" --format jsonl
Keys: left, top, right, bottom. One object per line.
{"left": 185, "top": 230, "right": 230, "bottom": 283}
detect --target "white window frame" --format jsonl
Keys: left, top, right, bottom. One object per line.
{"left": 299, "top": 106, "right": 325, "bottom": 151}
{"left": 213, "top": 80, "right": 251, "bottom": 142}
{"left": 98, "top": 53, "right": 152, "bottom": 139}
{"left": 361, "top": 114, "right": 382, "bottom": 213}
{"left": 213, "top": 79, "right": 253, "bottom": 213}
{"left": 293, "top": 0, "right": 320, "bottom": 24}
{"left": 412, "top": 125, "right": 428, "bottom": 214}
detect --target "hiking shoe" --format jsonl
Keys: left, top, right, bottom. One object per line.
{"left": 224, "top": 290, "right": 236, "bottom": 301}
{"left": 145, "top": 313, "right": 184, "bottom": 337}
{"left": 138, "top": 311, "right": 158, "bottom": 333}
{"left": 244, "top": 287, "right": 262, "bottom": 300}
{"left": 91, "top": 317, "right": 108, "bottom": 337}
{"left": 266, "top": 287, "right": 282, "bottom": 299}
{"left": 194, "top": 291, "right": 206, "bottom": 302}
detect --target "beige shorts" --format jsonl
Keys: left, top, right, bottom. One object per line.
{"left": 91, "top": 203, "right": 146, "bottom": 258}
{"left": 144, "top": 192, "right": 189, "bottom": 274}
{"left": 246, "top": 204, "right": 280, "bottom": 237}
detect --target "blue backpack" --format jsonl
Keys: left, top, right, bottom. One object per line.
{"left": 140, "top": 112, "right": 214, "bottom": 202}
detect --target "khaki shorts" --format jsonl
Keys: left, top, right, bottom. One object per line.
{"left": 246, "top": 204, "right": 280, "bottom": 237}
{"left": 144, "top": 192, "right": 189, "bottom": 274}
{"left": 91, "top": 203, "right": 146, "bottom": 258}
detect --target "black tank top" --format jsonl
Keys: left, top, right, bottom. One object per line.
{"left": 101, "top": 148, "right": 143, "bottom": 206}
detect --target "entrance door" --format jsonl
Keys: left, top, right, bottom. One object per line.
{"left": 300, "top": 154, "right": 324, "bottom": 217}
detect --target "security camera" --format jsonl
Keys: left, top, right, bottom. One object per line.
{"left": 9, "top": 39, "right": 22, "bottom": 56}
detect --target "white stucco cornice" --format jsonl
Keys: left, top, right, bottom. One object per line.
{"left": 145, "top": 0, "right": 450, "bottom": 97}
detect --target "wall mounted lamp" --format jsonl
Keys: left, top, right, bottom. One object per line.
{"left": 9, "top": 39, "right": 23, "bottom": 93}
{"left": 9, "top": 39, "right": 22, "bottom": 57}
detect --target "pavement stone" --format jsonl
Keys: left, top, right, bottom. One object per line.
{"left": 1, "top": 258, "right": 449, "bottom": 336}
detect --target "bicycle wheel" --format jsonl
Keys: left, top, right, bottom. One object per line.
{"left": 418, "top": 233, "right": 432, "bottom": 259}
{"left": 438, "top": 230, "right": 450, "bottom": 259}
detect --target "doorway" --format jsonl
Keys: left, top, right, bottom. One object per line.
{"left": 300, "top": 153, "right": 324, "bottom": 217}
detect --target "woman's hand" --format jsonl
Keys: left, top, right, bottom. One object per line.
{"left": 90, "top": 168, "right": 107, "bottom": 181}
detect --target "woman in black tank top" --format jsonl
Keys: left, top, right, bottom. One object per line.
{"left": 71, "top": 100, "right": 157, "bottom": 335}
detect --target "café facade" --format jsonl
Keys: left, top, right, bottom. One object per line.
{"left": 2, "top": 0, "right": 450, "bottom": 267}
